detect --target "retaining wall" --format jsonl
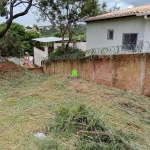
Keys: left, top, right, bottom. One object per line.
{"left": 28, "top": 68, "right": 43, "bottom": 74}
{"left": 43, "top": 53, "right": 150, "bottom": 97}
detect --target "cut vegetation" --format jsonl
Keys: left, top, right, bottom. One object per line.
{"left": 0, "top": 62, "right": 150, "bottom": 150}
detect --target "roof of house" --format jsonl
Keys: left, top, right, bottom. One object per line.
{"left": 85, "top": 4, "right": 150, "bottom": 22}
{"left": 32, "top": 37, "right": 68, "bottom": 43}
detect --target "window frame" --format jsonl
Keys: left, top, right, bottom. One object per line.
{"left": 122, "top": 33, "right": 138, "bottom": 50}
{"left": 107, "top": 29, "right": 114, "bottom": 40}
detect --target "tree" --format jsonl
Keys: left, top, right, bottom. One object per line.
{"left": 0, "top": 32, "right": 23, "bottom": 57}
{"left": 33, "top": 24, "right": 39, "bottom": 31}
{"left": 0, "top": 22, "right": 26, "bottom": 41}
{"left": 0, "top": 22, "right": 40, "bottom": 54}
{"left": 37, "top": 0, "right": 100, "bottom": 52}
{"left": 0, "top": 0, "right": 33, "bottom": 38}
{"left": 24, "top": 31, "right": 40, "bottom": 52}
{"left": 93, "top": 2, "right": 120, "bottom": 14}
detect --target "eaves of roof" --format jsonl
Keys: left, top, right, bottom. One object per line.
{"left": 84, "top": 4, "right": 150, "bottom": 22}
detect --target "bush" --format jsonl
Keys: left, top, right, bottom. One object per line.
{"left": 45, "top": 104, "right": 136, "bottom": 150}
{"left": 0, "top": 32, "right": 23, "bottom": 58}
{"left": 46, "top": 46, "right": 85, "bottom": 63}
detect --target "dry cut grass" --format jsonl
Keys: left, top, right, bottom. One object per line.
{"left": 0, "top": 62, "right": 150, "bottom": 150}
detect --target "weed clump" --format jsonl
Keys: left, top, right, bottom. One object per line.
{"left": 45, "top": 104, "right": 137, "bottom": 150}
{"left": 36, "top": 140, "right": 58, "bottom": 150}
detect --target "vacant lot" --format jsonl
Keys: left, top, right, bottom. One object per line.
{"left": 0, "top": 62, "right": 150, "bottom": 150}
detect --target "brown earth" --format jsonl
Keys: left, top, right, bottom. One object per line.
{"left": 0, "top": 61, "right": 22, "bottom": 73}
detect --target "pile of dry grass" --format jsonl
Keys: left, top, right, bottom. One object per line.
{"left": 44, "top": 104, "right": 137, "bottom": 150}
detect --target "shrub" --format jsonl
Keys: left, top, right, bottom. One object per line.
{"left": 46, "top": 46, "right": 85, "bottom": 63}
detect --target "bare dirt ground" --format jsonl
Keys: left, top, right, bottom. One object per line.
{"left": 0, "top": 61, "right": 22, "bottom": 72}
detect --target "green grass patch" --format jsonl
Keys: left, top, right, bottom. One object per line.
{"left": 0, "top": 63, "right": 150, "bottom": 150}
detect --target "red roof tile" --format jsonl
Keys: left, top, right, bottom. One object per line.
{"left": 85, "top": 4, "right": 150, "bottom": 22}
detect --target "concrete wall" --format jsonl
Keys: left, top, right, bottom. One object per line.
{"left": 86, "top": 16, "right": 146, "bottom": 50}
{"left": 54, "top": 42, "right": 86, "bottom": 51}
{"left": 7, "top": 57, "right": 24, "bottom": 66}
{"left": 43, "top": 53, "right": 150, "bottom": 97}
{"left": 144, "top": 19, "right": 150, "bottom": 43}
{"left": 34, "top": 47, "right": 48, "bottom": 67}
{"left": 75, "top": 42, "right": 86, "bottom": 51}
{"left": 54, "top": 43, "right": 73, "bottom": 50}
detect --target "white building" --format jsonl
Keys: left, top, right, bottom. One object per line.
{"left": 32, "top": 37, "right": 68, "bottom": 67}
{"left": 54, "top": 41, "right": 86, "bottom": 51}
{"left": 85, "top": 4, "right": 150, "bottom": 53}
{"left": 7, "top": 57, "right": 24, "bottom": 66}
{"left": 34, "top": 46, "right": 49, "bottom": 67}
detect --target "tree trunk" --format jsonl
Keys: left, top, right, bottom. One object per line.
{"left": 0, "top": 20, "right": 12, "bottom": 38}
{"left": 61, "top": 32, "right": 65, "bottom": 53}
{"left": 0, "top": 0, "right": 33, "bottom": 38}
{"left": 64, "top": 23, "right": 72, "bottom": 52}
{"left": 65, "top": 30, "right": 72, "bottom": 52}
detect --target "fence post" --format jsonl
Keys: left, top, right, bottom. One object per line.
{"left": 141, "top": 53, "right": 146, "bottom": 94}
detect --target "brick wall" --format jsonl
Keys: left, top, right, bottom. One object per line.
{"left": 114, "top": 54, "right": 142, "bottom": 93}
{"left": 144, "top": 54, "right": 150, "bottom": 97}
{"left": 28, "top": 68, "right": 43, "bottom": 74}
{"left": 43, "top": 53, "right": 150, "bottom": 97}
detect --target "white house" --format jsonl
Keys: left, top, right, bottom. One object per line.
{"left": 54, "top": 41, "right": 86, "bottom": 51}
{"left": 32, "top": 37, "right": 68, "bottom": 67}
{"left": 34, "top": 46, "right": 49, "bottom": 67}
{"left": 85, "top": 4, "right": 150, "bottom": 53}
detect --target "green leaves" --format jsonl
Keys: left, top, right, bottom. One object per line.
{"left": 24, "top": 31, "right": 40, "bottom": 52}
{"left": 0, "top": 22, "right": 40, "bottom": 57}
{"left": 38, "top": 0, "right": 100, "bottom": 52}
{"left": 0, "top": 0, "right": 8, "bottom": 17}
{"left": 0, "top": 32, "right": 23, "bottom": 57}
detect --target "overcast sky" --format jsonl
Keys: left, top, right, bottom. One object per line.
{"left": 0, "top": 0, "right": 149, "bottom": 26}
{"left": 100, "top": 0, "right": 149, "bottom": 8}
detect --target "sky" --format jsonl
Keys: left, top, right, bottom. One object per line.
{"left": 0, "top": 0, "right": 149, "bottom": 26}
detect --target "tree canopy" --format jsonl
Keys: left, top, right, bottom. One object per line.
{"left": 0, "top": 22, "right": 40, "bottom": 57}
{"left": 0, "top": 32, "right": 23, "bottom": 57}
{"left": 0, "top": 0, "right": 33, "bottom": 38}
{"left": 37, "top": 0, "right": 100, "bottom": 52}
{"left": 37, "top": 0, "right": 119, "bottom": 52}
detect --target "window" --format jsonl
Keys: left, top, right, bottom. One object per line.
{"left": 122, "top": 33, "right": 138, "bottom": 50}
{"left": 107, "top": 29, "right": 114, "bottom": 40}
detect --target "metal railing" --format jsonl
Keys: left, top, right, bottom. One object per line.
{"left": 45, "top": 41, "right": 150, "bottom": 62}
{"left": 1, "top": 41, "right": 150, "bottom": 63}
{"left": 85, "top": 41, "right": 150, "bottom": 57}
